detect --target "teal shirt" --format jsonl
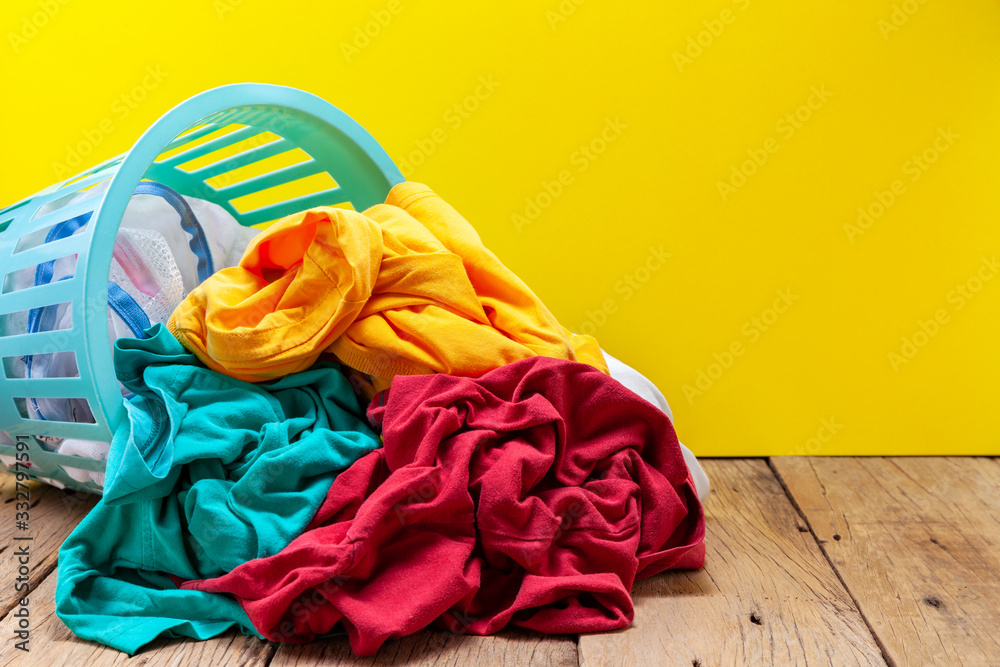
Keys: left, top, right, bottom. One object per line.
{"left": 56, "top": 324, "right": 381, "bottom": 654}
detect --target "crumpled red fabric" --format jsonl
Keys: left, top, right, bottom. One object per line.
{"left": 181, "top": 356, "right": 705, "bottom": 655}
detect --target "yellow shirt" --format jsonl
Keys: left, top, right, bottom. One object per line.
{"left": 167, "top": 182, "right": 606, "bottom": 383}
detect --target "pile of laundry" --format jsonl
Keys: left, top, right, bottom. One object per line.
{"left": 45, "top": 181, "right": 707, "bottom": 655}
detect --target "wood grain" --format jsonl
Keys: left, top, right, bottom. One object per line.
{"left": 772, "top": 456, "right": 1000, "bottom": 666}
{"left": 579, "top": 459, "right": 886, "bottom": 667}
{"left": 0, "top": 569, "right": 276, "bottom": 667}
{"left": 0, "top": 479, "right": 97, "bottom": 617}
{"left": 0, "top": 476, "right": 15, "bottom": 501}
{"left": 270, "top": 629, "right": 577, "bottom": 666}
{"left": 9, "top": 457, "right": 999, "bottom": 666}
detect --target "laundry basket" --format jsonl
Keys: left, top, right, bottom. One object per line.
{"left": 0, "top": 83, "right": 404, "bottom": 493}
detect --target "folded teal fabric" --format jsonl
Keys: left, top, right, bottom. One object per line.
{"left": 56, "top": 323, "right": 381, "bottom": 655}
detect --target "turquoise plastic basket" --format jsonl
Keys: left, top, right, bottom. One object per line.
{"left": 0, "top": 83, "right": 403, "bottom": 493}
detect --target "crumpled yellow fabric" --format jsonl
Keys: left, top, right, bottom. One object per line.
{"left": 167, "top": 182, "right": 607, "bottom": 383}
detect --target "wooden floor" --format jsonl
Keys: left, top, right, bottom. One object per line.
{"left": 2, "top": 457, "right": 999, "bottom": 666}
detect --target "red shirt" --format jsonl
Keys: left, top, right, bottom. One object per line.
{"left": 182, "top": 356, "right": 705, "bottom": 655}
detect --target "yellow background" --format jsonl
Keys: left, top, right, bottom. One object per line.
{"left": 2, "top": 0, "right": 998, "bottom": 455}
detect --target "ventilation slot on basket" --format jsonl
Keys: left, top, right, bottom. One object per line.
{"left": 168, "top": 122, "right": 210, "bottom": 144}
{"left": 155, "top": 123, "right": 247, "bottom": 163}
{"left": 204, "top": 147, "right": 313, "bottom": 191}
{"left": 0, "top": 303, "right": 73, "bottom": 338}
{"left": 2, "top": 255, "right": 78, "bottom": 294}
{"left": 13, "top": 214, "right": 92, "bottom": 254}
{"left": 229, "top": 172, "right": 340, "bottom": 215}
{"left": 176, "top": 131, "right": 282, "bottom": 173}
{"left": 3, "top": 351, "right": 79, "bottom": 379}
{"left": 0, "top": 200, "right": 29, "bottom": 233}
{"left": 30, "top": 190, "right": 87, "bottom": 221}
{"left": 0, "top": 199, "right": 30, "bottom": 217}
{"left": 69, "top": 176, "right": 111, "bottom": 194}
{"left": 62, "top": 159, "right": 123, "bottom": 189}
{"left": 12, "top": 396, "right": 97, "bottom": 424}
{"left": 154, "top": 122, "right": 224, "bottom": 158}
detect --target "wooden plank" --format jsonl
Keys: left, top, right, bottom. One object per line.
{"left": 0, "top": 475, "right": 15, "bottom": 500}
{"left": 271, "top": 629, "right": 577, "bottom": 666}
{"left": 772, "top": 456, "right": 1000, "bottom": 666}
{"left": 0, "top": 480, "right": 97, "bottom": 617}
{"left": 579, "top": 459, "right": 886, "bottom": 666}
{"left": 0, "top": 568, "right": 275, "bottom": 667}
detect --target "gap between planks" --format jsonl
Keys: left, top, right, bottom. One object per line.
{"left": 2, "top": 459, "right": 883, "bottom": 666}
{"left": 579, "top": 458, "right": 886, "bottom": 667}
{"left": 0, "top": 475, "right": 577, "bottom": 666}
{"left": 768, "top": 457, "right": 895, "bottom": 667}
{"left": 0, "top": 476, "right": 97, "bottom": 619}
{"left": 0, "top": 564, "right": 576, "bottom": 667}
{"left": 13, "top": 458, "right": 989, "bottom": 666}
{"left": 771, "top": 456, "right": 1000, "bottom": 667}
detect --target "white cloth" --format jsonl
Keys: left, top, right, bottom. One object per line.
{"left": 119, "top": 188, "right": 258, "bottom": 294}
{"left": 602, "top": 350, "right": 710, "bottom": 502}
{"left": 56, "top": 439, "right": 108, "bottom": 487}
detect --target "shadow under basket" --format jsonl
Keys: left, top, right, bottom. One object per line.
{"left": 0, "top": 83, "right": 404, "bottom": 493}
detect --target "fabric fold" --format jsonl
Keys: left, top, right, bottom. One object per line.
{"left": 181, "top": 356, "right": 704, "bottom": 656}
{"left": 168, "top": 182, "right": 607, "bottom": 383}
{"left": 602, "top": 349, "right": 711, "bottom": 501}
{"left": 56, "top": 324, "right": 382, "bottom": 655}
